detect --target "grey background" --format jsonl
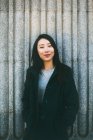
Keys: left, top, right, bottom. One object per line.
{"left": 0, "top": 0, "right": 93, "bottom": 140}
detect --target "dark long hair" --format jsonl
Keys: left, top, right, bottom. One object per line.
{"left": 31, "top": 34, "right": 60, "bottom": 72}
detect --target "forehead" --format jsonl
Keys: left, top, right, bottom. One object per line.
{"left": 38, "top": 38, "right": 51, "bottom": 45}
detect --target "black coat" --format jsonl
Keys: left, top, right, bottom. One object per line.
{"left": 22, "top": 63, "right": 79, "bottom": 140}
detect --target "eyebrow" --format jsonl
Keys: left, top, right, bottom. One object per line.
{"left": 39, "top": 43, "right": 51, "bottom": 46}
{"left": 39, "top": 44, "right": 44, "bottom": 46}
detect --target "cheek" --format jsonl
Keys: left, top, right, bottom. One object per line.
{"left": 37, "top": 48, "right": 42, "bottom": 55}
{"left": 39, "top": 50, "right": 43, "bottom": 55}
{"left": 51, "top": 48, "right": 55, "bottom": 55}
{"left": 37, "top": 49, "right": 44, "bottom": 58}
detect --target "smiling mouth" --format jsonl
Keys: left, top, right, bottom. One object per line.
{"left": 44, "top": 54, "right": 51, "bottom": 57}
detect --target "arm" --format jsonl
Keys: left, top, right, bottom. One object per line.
{"left": 63, "top": 69, "right": 79, "bottom": 127}
{"left": 21, "top": 68, "right": 30, "bottom": 123}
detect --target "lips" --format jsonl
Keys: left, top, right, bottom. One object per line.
{"left": 44, "top": 54, "right": 51, "bottom": 57}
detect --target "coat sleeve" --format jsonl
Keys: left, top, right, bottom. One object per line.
{"left": 21, "top": 68, "right": 30, "bottom": 123}
{"left": 63, "top": 69, "right": 79, "bottom": 127}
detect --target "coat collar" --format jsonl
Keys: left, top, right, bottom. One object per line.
{"left": 29, "top": 65, "right": 58, "bottom": 79}
{"left": 29, "top": 63, "right": 70, "bottom": 85}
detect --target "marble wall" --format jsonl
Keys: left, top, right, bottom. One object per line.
{"left": 0, "top": 0, "right": 93, "bottom": 140}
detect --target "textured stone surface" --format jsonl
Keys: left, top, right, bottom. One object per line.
{"left": 0, "top": 0, "right": 93, "bottom": 140}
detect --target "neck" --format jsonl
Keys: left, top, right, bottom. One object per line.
{"left": 43, "top": 61, "right": 54, "bottom": 70}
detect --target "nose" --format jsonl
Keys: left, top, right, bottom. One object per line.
{"left": 44, "top": 46, "right": 49, "bottom": 52}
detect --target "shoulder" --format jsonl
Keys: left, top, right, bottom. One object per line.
{"left": 26, "top": 66, "right": 34, "bottom": 73}
{"left": 57, "top": 63, "right": 73, "bottom": 83}
{"left": 59, "top": 63, "right": 73, "bottom": 75}
{"left": 26, "top": 66, "right": 38, "bottom": 78}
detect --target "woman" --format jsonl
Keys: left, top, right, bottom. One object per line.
{"left": 22, "top": 34, "right": 79, "bottom": 140}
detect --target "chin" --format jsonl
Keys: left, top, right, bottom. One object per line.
{"left": 44, "top": 59, "right": 53, "bottom": 62}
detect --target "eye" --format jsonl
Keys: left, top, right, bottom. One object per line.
{"left": 48, "top": 45, "right": 52, "bottom": 47}
{"left": 39, "top": 46, "right": 44, "bottom": 48}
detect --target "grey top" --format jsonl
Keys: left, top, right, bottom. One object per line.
{"left": 38, "top": 67, "right": 55, "bottom": 103}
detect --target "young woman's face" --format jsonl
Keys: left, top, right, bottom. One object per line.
{"left": 37, "top": 38, "right": 55, "bottom": 62}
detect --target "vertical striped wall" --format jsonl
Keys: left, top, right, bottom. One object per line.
{"left": 0, "top": 0, "right": 93, "bottom": 140}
